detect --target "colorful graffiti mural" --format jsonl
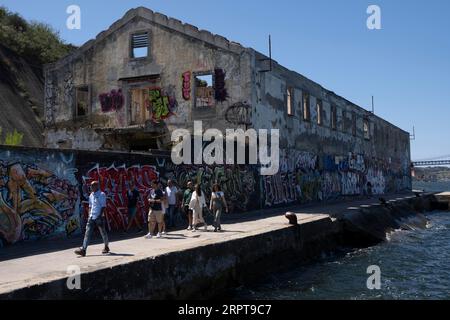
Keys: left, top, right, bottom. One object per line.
{"left": 262, "top": 150, "right": 408, "bottom": 206}
{"left": 0, "top": 145, "right": 411, "bottom": 245}
{"left": 0, "top": 151, "right": 80, "bottom": 246}
{"left": 148, "top": 88, "right": 177, "bottom": 123}
{"left": 166, "top": 164, "right": 259, "bottom": 213}
{"left": 99, "top": 89, "right": 124, "bottom": 112}
{"left": 81, "top": 164, "right": 159, "bottom": 232}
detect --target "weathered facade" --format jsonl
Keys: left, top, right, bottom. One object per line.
{"left": 44, "top": 6, "right": 411, "bottom": 203}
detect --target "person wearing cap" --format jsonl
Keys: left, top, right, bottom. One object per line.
{"left": 75, "top": 181, "right": 110, "bottom": 257}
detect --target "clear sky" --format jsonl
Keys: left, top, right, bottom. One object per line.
{"left": 1, "top": 0, "right": 449, "bottom": 161}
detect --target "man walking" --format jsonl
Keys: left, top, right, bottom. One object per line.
{"left": 75, "top": 181, "right": 109, "bottom": 257}
{"left": 165, "top": 180, "right": 178, "bottom": 229}
{"left": 125, "top": 181, "right": 142, "bottom": 233}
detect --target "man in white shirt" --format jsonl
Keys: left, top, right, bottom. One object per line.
{"left": 75, "top": 181, "right": 110, "bottom": 257}
{"left": 165, "top": 180, "right": 179, "bottom": 229}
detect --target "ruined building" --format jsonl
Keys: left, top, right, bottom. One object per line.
{"left": 44, "top": 6, "right": 411, "bottom": 200}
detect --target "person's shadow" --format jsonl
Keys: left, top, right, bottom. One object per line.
{"left": 163, "top": 233, "right": 200, "bottom": 240}
{"left": 80, "top": 253, "right": 135, "bottom": 258}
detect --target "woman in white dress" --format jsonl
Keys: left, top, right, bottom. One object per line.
{"left": 189, "top": 184, "right": 207, "bottom": 231}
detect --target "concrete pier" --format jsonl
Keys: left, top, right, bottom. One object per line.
{"left": 0, "top": 192, "right": 444, "bottom": 300}
{"left": 435, "top": 192, "right": 450, "bottom": 208}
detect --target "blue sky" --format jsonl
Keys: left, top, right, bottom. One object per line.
{"left": 1, "top": 0, "right": 449, "bottom": 161}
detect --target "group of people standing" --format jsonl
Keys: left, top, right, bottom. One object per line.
{"left": 145, "top": 180, "right": 228, "bottom": 238}
{"left": 181, "top": 181, "right": 228, "bottom": 233}
{"left": 75, "top": 179, "right": 228, "bottom": 256}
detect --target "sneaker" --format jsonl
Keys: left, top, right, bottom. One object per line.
{"left": 144, "top": 233, "right": 153, "bottom": 239}
{"left": 75, "top": 248, "right": 86, "bottom": 257}
{"left": 162, "top": 231, "right": 167, "bottom": 235}
{"left": 156, "top": 233, "right": 162, "bottom": 238}
{"left": 187, "top": 226, "right": 192, "bottom": 231}
{"left": 214, "top": 228, "right": 217, "bottom": 232}
{"left": 102, "top": 246, "right": 110, "bottom": 254}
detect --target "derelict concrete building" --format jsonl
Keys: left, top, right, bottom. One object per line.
{"left": 44, "top": 7, "right": 411, "bottom": 200}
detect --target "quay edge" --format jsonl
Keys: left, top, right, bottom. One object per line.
{"left": 0, "top": 193, "right": 446, "bottom": 300}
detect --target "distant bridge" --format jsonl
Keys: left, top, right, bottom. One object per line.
{"left": 412, "top": 160, "right": 450, "bottom": 167}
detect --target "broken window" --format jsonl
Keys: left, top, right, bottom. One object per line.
{"left": 331, "top": 105, "right": 337, "bottom": 130}
{"left": 287, "top": 87, "right": 294, "bottom": 116}
{"left": 131, "top": 32, "right": 149, "bottom": 59}
{"left": 352, "top": 112, "right": 357, "bottom": 136}
{"left": 75, "top": 86, "right": 89, "bottom": 117}
{"left": 363, "top": 118, "right": 370, "bottom": 140}
{"left": 302, "top": 91, "right": 310, "bottom": 121}
{"left": 316, "top": 99, "right": 323, "bottom": 125}
{"left": 342, "top": 110, "right": 347, "bottom": 132}
{"left": 194, "top": 74, "right": 214, "bottom": 108}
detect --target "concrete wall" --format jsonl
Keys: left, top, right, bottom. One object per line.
{"left": 0, "top": 145, "right": 261, "bottom": 247}
{"left": 0, "top": 144, "right": 411, "bottom": 248}
{"left": 252, "top": 51, "right": 411, "bottom": 204}
{"left": 0, "top": 147, "right": 81, "bottom": 246}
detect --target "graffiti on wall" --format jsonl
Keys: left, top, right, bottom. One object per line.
{"left": 264, "top": 150, "right": 320, "bottom": 206}
{"left": 148, "top": 88, "right": 177, "bottom": 123}
{"left": 99, "top": 89, "right": 124, "bottom": 112}
{"left": 263, "top": 150, "right": 395, "bottom": 206}
{"left": 44, "top": 77, "right": 58, "bottom": 125}
{"left": 80, "top": 161, "right": 259, "bottom": 232}
{"left": 0, "top": 145, "right": 411, "bottom": 245}
{"left": 0, "top": 151, "right": 80, "bottom": 246}
{"left": 165, "top": 164, "right": 259, "bottom": 213}
{"left": 349, "top": 153, "right": 366, "bottom": 172}
{"left": 322, "top": 172, "right": 341, "bottom": 199}
{"left": 225, "top": 102, "right": 252, "bottom": 126}
{"left": 366, "top": 168, "right": 386, "bottom": 195}
{"left": 63, "top": 71, "right": 74, "bottom": 109}
{"left": 81, "top": 164, "right": 159, "bottom": 231}
{"left": 214, "top": 69, "right": 228, "bottom": 102}
{"left": 182, "top": 71, "right": 191, "bottom": 101}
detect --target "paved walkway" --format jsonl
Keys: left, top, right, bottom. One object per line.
{"left": 0, "top": 192, "right": 415, "bottom": 295}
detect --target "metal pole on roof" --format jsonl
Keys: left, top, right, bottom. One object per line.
{"left": 371, "top": 96, "right": 375, "bottom": 113}
{"left": 269, "top": 34, "right": 272, "bottom": 71}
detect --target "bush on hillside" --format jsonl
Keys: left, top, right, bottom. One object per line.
{"left": 0, "top": 6, "right": 75, "bottom": 65}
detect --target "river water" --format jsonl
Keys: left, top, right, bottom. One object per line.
{"left": 231, "top": 182, "right": 450, "bottom": 300}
